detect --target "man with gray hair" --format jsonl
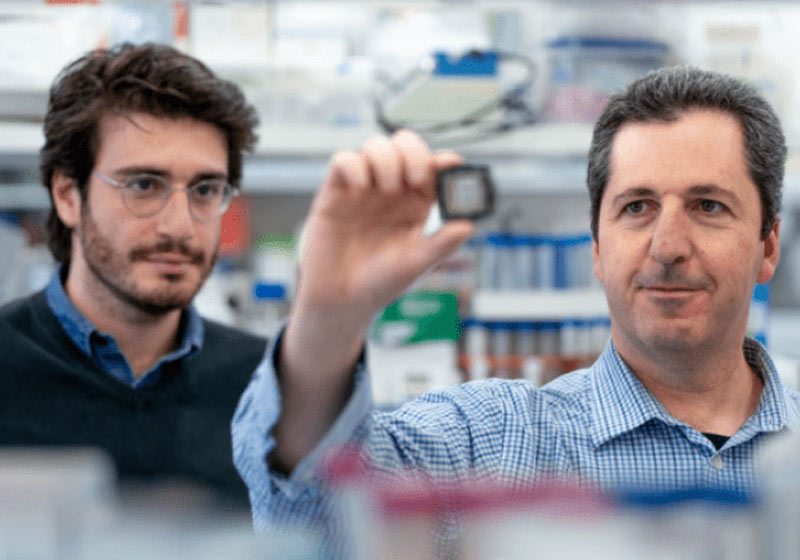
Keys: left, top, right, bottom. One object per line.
{"left": 232, "top": 65, "right": 797, "bottom": 538}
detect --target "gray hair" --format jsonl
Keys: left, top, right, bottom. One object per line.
{"left": 587, "top": 65, "right": 785, "bottom": 241}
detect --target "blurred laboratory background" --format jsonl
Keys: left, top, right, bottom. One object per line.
{"left": 2, "top": 1, "right": 800, "bottom": 558}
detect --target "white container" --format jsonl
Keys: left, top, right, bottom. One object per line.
{"left": 463, "top": 318, "right": 490, "bottom": 381}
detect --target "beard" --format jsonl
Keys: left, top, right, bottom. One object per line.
{"left": 78, "top": 203, "right": 218, "bottom": 316}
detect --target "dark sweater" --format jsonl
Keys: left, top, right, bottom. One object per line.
{"left": 0, "top": 291, "right": 268, "bottom": 506}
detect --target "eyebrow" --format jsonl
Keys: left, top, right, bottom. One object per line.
{"left": 610, "top": 187, "right": 656, "bottom": 208}
{"left": 685, "top": 184, "right": 739, "bottom": 203}
{"left": 112, "top": 165, "right": 229, "bottom": 182}
{"left": 610, "top": 184, "right": 740, "bottom": 207}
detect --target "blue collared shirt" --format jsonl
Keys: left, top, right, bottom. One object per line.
{"left": 45, "top": 267, "right": 203, "bottom": 388}
{"left": 232, "top": 334, "right": 800, "bottom": 538}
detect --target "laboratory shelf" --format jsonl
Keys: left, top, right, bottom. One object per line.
{"left": 0, "top": 121, "right": 594, "bottom": 208}
{"left": 250, "top": 121, "right": 594, "bottom": 160}
{"left": 471, "top": 288, "right": 609, "bottom": 321}
{"left": 0, "top": 122, "right": 43, "bottom": 154}
{"left": 0, "top": 119, "right": 594, "bottom": 158}
{"left": 0, "top": 183, "right": 48, "bottom": 211}
{"left": 3, "top": 118, "right": 800, "bottom": 207}
{"left": 239, "top": 153, "right": 589, "bottom": 195}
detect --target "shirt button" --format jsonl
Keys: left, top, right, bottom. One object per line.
{"left": 711, "top": 454, "right": 724, "bottom": 470}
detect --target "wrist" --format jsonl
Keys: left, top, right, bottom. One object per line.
{"left": 282, "top": 299, "right": 368, "bottom": 382}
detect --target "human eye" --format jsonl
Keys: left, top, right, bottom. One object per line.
{"left": 190, "top": 180, "right": 225, "bottom": 203}
{"left": 622, "top": 200, "right": 648, "bottom": 215}
{"left": 698, "top": 199, "right": 727, "bottom": 214}
{"left": 125, "top": 175, "right": 166, "bottom": 196}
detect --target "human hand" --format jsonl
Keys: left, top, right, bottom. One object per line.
{"left": 295, "top": 129, "right": 475, "bottom": 322}
{"left": 274, "top": 130, "right": 474, "bottom": 469}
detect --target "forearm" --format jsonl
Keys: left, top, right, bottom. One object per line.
{"left": 271, "top": 299, "right": 371, "bottom": 471}
{"left": 269, "top": 130, "right": 472, "bottom": 472}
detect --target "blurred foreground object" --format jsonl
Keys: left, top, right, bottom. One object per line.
{"left": 0, "top": 448, "right": 114, "bottom": 559}
{"left": 327, "top": 449, "right": 765, "bottom": 560}
{"left": 759, "top": 428, "right": 800, "bottom": 558}
{"left": 0, "top": 448, "right": 321, "bottom": 560}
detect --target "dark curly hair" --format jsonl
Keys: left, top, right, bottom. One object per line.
{"left": 40, "top": 42, "right": 259, "bottom": 267}
{"left": 587, "top": 65, "right": 785, "bottom": 242}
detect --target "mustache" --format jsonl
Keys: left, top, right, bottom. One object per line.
{"left": 635, "top": 266, "right": 709, "bottom": 290}
{"left": 129, "top": 239, "right": 205, "bottom": 265}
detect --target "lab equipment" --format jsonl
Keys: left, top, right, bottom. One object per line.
{"left": 375, "top": 49, "right": 537, "bottom": 146}
{"left": 545, "top": 36, "right": 669, "bottom": 122}
{"left": 478, "top": 231, "right": 594, "bottom": 290}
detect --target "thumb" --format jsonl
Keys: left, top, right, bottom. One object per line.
{"left": 432, "top": 150, "right": 464, "bottom": 172}
{"left": 414, "top": 219, "right": 475, "bottom": 272}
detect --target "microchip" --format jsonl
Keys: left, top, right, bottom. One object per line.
{"left": 436, "top": 164, "right": 495, "bottom": 220}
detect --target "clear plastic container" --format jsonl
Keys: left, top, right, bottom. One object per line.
{"left": 488, "top": 321, "right": 515, "bottom": 378}
{"left": 460, "top": 318, "right": 490, "bottom": 381}
{"left": 545, "top": 36, "right": 669, "bottom": 122}
{"left": 532, "top": 235, "right": 557, "bottom": 290}
{"left": 746, "top": 283, "right": 769, "bottom": 347}
{"left": 554, "top": 233, "right": 593, "bottom": 289}
{"left": 248, "top": 282, "right": 290, "bottom": 339}
{"left": 482, "top": 233, "right": 517, "bottom": 290}
{"left": 513, "top": 235, "right": 536, "bottom": 290}
{"left": 252, "top": 233, "right": 297, "bottom": 299}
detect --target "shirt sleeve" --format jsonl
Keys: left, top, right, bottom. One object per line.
{"left": 231, "top": 327, "right": 561, "bottom": 548}
{"left": 230, "top": 327, "right": 375, "bottom": 533}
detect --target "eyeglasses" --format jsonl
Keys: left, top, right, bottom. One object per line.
{"left": 93, "top": 171, "right": 237, "bottom": 221}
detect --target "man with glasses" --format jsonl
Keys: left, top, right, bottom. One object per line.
{"left": 0, "top": 43, "right": 266, "bottom": 508}
{"left": 93, "top": 171, "right": 235, "bottom": 224}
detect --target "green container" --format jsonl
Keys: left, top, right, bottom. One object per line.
{"left": 372, "top": 291, "right": 460, "bottom": 345}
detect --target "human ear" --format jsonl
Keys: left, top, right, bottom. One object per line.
{"left": 756, "top": 219, "right": 781, "bottom": 284}
{"left": 51, "top": 171, "right": 82, "bottom": 228}
{"left": 592, "top": 238, "right": 604, "bottom": 284}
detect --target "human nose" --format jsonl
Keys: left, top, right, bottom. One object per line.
{"left": 648, "top": 204, "right": 692, "bottom": 266}
{"left": 155, "top": 187, "right": 196, "bottom": 239}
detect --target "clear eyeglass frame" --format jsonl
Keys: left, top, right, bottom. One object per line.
{"left": 93, "top": 171, "right": 237, "bottom": 221}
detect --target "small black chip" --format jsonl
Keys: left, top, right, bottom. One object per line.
{"left": 436, "top": 164, "right": 495, "bottom": 220}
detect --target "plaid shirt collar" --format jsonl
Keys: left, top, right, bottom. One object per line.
{"left": 589, "top": 338, "right": 797, "bottom": 449}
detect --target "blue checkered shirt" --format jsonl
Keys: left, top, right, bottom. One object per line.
{"left": 232, "top": 335, "right": 800, "bottom": 540}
